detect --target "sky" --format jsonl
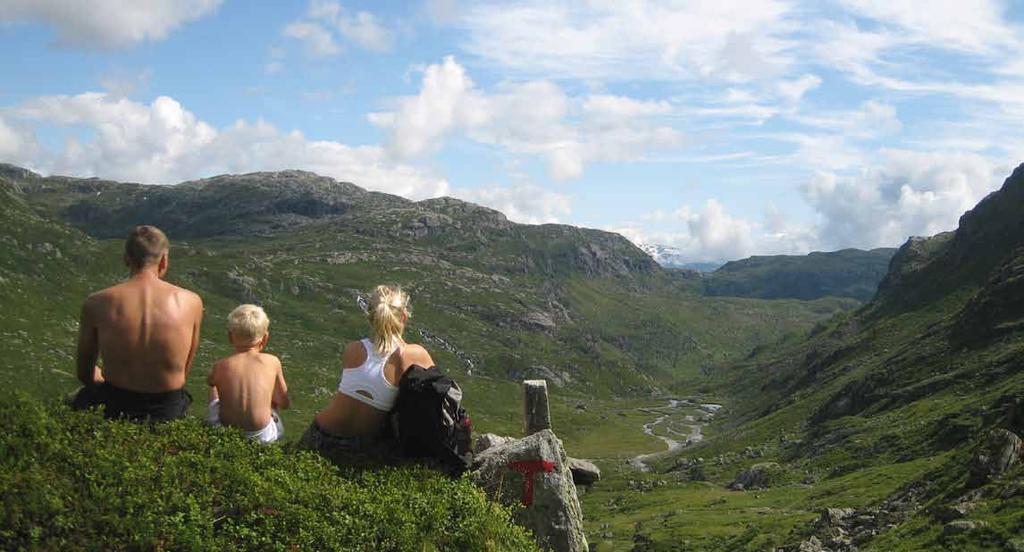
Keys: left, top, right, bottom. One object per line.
{"left": 1, "top": 0, "right": 1023, "bottom": 262}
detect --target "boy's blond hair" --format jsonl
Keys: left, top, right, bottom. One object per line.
{"left": 227, "top": 304, "right": 270, "bottom": 343}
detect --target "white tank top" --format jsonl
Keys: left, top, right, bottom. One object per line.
{"left": 338, "top": 338, "right": 400, "bottom": 411}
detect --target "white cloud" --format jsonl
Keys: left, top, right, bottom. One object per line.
{"left": 458, "top": 0, "right": 796, "bottom": 82}
{"left": 0, "top": 114, "right": 36, "bottom": 160}
{"left": 283, "top": 0, "right": 393, "bottom": 56}
{"left": 618, "top": 199, "right": 758, "bottom": 262}
{"left": 424, "top": 0, "right": 460, "bottom": 25}
{"left": 581, "top": 95, "right": 671, "bottom": 121}
{"left": 790, "top": 100, "right": 902, "bottom": 138}
{"left": 370, "top": 56, "right": 683, "bottom": 180}
{"left": 283, "top": 21, "right": 340, "bottom": 56}
{"left": 802, "top": 149, "right": 1010, "bottom": 249}
{"left": 5, "top": 92, "right": 448, "bottom": 199}
{"left": 776, "top": 74, "right": 822, "bottom": 103}
{"left": 838, "top": 0, "right": 1018, "bottom": 53}
{"left": 452, "top": 183, "right": 572, "bottom": 224}
{"left": 336, "top": 10, "right": 393, "bottom": 52}
{"left": 0, "top": 0, "right": 222, "bottom": 49}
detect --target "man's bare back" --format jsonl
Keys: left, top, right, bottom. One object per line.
{"left": 73, "top": 226, "right": 203, "bottom": 421}
{"left": 208, "top": 351, "right": 288, "bottom": 431}
{"left": 79, "top": 275, "right": 203, "bottom": 393}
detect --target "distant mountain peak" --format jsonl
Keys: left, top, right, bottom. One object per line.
{"left": 637, "top": 243, "right": 721, "bottom": 271}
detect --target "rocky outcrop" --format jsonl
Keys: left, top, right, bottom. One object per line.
{"left": 470, "top": 429, "right": 588, "bottom": 552}
{"left": 968, "top": 428, "right": 1023, "bottom": 486}
{"left": 776, "top": 483, "right": 928, "bottom": 552}
{"left": 873, "top": 233, "right": 954, "bottom": 303}
{"left": 954, "top": 250, "right": 1024, "bottom": 344}
{"left": 729, "top": 462, "right": 784, "bottom": 490}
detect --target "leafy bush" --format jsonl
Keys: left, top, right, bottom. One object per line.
{"left": 0, "top": 393, "right": 538, "bottom": 551}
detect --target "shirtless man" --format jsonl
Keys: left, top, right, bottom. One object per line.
{"left": 72, "top": 225, "right": 204, "bottom": 421}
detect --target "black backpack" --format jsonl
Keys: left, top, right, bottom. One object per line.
{"left": 392, "top": 365, "right": 473, "bottom": 476}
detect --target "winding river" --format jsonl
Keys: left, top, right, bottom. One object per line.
{"left": 629, "top": 400, "right": 721, "bottom": 472}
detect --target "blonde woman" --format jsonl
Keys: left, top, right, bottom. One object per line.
{"left": 298, "top": 285, "right": 434, "bottom": 461}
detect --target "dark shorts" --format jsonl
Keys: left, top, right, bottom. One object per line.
{"left": 297, "top": 421, "right": 398, "bottom": 466}
{"left": 71, "top": 382, "right": 192, "bottom": 422}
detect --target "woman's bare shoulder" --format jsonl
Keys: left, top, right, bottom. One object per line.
{"left": 342, "top": 340, "right": 368, "bottom": 368}
{"left": 402, "top": 343, "right": 435, "bottom": 368}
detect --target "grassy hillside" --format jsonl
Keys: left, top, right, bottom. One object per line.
{"left": 575, "top": 164, "right": 1024, "bottom": 551}
{"left": 702, "top": 248, "right": 896, "bottom": 302}
{"left": 0, "top": 166, "right": 853, "bottom": 441}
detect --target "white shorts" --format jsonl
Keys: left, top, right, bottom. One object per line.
{"left": 206, "top": 399, "right": 283, "bottom": 444}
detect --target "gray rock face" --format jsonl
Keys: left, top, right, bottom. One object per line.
{"left": 797, "top": 536, "right": 824, "bottom": 552}
{"left": 567, "top": 457, "right": 601, "bottom": 486}
{"left": 729, "top": 462, "right": 783, "bottom": 490}
{"left": 470, "top": 429, "right": 588, "bottom": 552}
{"left": 474, "top": 433, "right": 513, "bottom": 454}
{"left": 969, "top": 428, "right": 1023, "bottom": 485}
{"left": 817, "top": 508, "right": 855, "bottom": 528}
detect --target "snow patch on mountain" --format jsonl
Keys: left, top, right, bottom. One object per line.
{"left": 637, "top": 243, "right": 722, "bottom": 272}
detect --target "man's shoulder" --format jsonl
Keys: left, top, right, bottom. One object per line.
{"left": 163, "top": 282, "right": 202, "bottom": 305}
{"left": 84, "top": 285, "right": 119, "bottom": 306}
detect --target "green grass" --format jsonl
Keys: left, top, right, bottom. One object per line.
{"left": 0, "top": 393, "right": 538, "bottom": 552}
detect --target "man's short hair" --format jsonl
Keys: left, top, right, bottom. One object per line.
{"left": 227, "top": 304, "right": 270, "bottom": 343}
{"left": 124, "top": 225, "right": 169, "bottom": 268}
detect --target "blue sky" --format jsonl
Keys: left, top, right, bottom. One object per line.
{"left": 1, "top": 0, "right": 1023, "bottom": 262}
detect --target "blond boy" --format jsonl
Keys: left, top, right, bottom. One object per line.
{"left": 206, "top": 305, "right": 290, "bottom": 443}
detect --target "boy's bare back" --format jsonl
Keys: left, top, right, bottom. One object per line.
{"left": 208, "top": 351, "right": 288, "bottom": 431}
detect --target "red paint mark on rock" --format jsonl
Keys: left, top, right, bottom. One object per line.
{"left": 510, "top": 460, "right": 556, "bottom": 506}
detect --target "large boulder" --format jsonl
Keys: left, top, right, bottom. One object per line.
{"left": 567, "top": 457, "right": 601, "bottom": 486}
{"left": 968, "top": 429, "right": 1022, "bottom": 485}
{"left": 470, "top": 429, "right": 588, "bottom": 552}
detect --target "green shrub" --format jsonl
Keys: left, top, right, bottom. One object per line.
{"left": 0, "top": 393, "right": 538, "bottom": 551}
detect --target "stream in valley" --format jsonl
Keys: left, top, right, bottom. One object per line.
{"left": 629, "top": 399, "right": 721, "bottom": 472}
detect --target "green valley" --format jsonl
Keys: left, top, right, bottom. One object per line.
{"left": 2, "top": 162, "right": 1022, "bottom": 551}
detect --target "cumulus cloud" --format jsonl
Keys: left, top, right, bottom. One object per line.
{"left": 0, "top": 114, "right": 36, "bottom": 161}
{"left": 618, "top": 199, "right": 761, "bottom": 262}
{"left": 803, "top": 150, "right": 1010, "bottom": 249}
{"left": 369, "top": 56, "right": 683, "bottom": 180}
{"left": 452, "top": 183, "right": 572, "bottom": 224}
{"left": 5, "top": 92, "right": 448, "bottom": 199}
{"left": 0, "top": 0, "right": 222, "bottom": 49}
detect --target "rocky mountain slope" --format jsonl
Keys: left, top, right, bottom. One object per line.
{"left": 628, "top": 164, "right": 1024, "bottom": 551}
